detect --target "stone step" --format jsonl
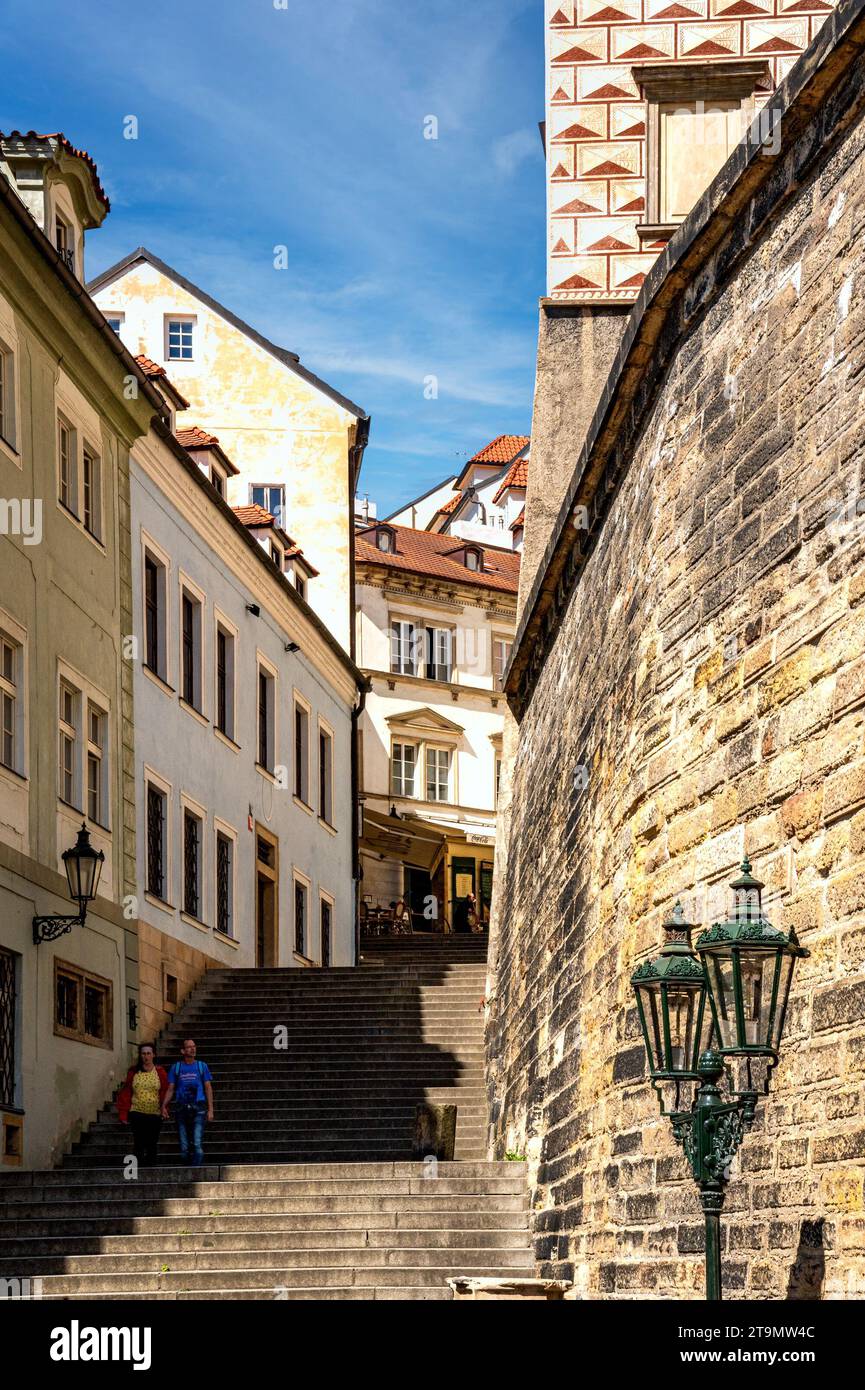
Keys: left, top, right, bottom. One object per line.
{"left": 0, "top": 1227, "right": 530, "bottom": 1258}
{"left": 0, "top": 1209, "right": 525, "bottom": 1237}
{"left": 39, "top": 1286, "right": 456, "bottom": 1301}
{"left": 24, "top": 1258, "right": 530, "bottom": 1295}
{"left": 2, "top": 1242, "right": 536, "bottom": 1276}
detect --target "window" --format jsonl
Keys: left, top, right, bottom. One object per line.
{"left": 55, "top": 214, "right": 74, "bottom": 273}
{"left": 54, "top": 959, "right": 112, "bottom": 1047}
{"left": 495, "top": 755, "right": 503, "bottom": 807}
{"left": 166, "top": 316, "right": 195, "bottom": 360}
{"left": 258, "top": 665, "right": 275, "bottom": 771}
{"left": 215, "top": 624, "right": 235, "bottom": 740}
{"left": 391, "top": 620, "right": 418, "bottom": 676}
{"left": 493, "top": 637, "right": 512, "bottom": 691}
{"left": 183, "top": 806, "right": 202, "bottom": 920}
{"left": 633, "top": 61, "right": 766, "bottom": 236}
{"left": 144, "top": 550, "right": 168, "bottom": 680}
{"left": 86, "top": 702, "right": 107, "bottom": 826}
{"left": 426, "top": 747, "right": 451, "bottom": 803}
{"left": 216, "top": 829, "right": 234, "bottom": 937}
{"left": 0, "top": 343, "right": 15, "bottom": 448}
{"left": 105, "top": 313, "right": 124, "bottom": 334}
{"left": 425, "top": 626, "right": 453, "bottom": 682}
{"left": 294, "top": 699, "right": 310, "bottom": 803}
{"left": 146, "top": 781, "right": 168, "bottom": 900}
{"left": 180, "top": 587, "right": 202, "bottom": 710}
{"left": 58, "top": 417, "right": 76, "bottom": 514}
{"left": 319, "top": 725, "right": 333, "bottom": 825}
{"left": 58, "top": 680, "right": 79, "bottom": 808}
{"left": 376, "top": 527, "right": 395, "bottom": 553}
{"left": 294, "top": 572, "right": 306, "bottom": 602}
{"left": 82, "top": 444, "right": 101, "bottom": 540}
{"left": 320, "top": 896, "right": 332, "bottom": 968}
{"left": 0, "top": 634, "right": 19, "bottom": 773}
{"left": 251, "top": 485, "right": 285, "bottom": 528}
{"left": 294, "top": 877, "right": 308, "bottom": 957}
{"left": 391, "top": 741, "right": 416, "bottom": 798}
{"left": 465, "top": 547, "right": 482, "bottom": 571}
{"left": 210, "top": 465, "right": 226, "bottom": 498}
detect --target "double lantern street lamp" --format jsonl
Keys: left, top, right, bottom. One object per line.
{"left": 32, "top": 823, "right": 105, "bottom": 945}
{"left": 631, "top": 858, "right": 808, "bottom": 1301}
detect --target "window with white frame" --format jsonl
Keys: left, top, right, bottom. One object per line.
{"left": 251, "top": 485, "right": 285, "bottom": 528}
{"left": 58, "top": 416, "right": 77, "bottom": 515}
{"left": 215, "top": 827, "right": 234, "bottom": 937}
{"left": 426, "top": 746, "right": 451, "bottom": 803}
{"left": 294, "top": 697, "right": 310, "bottom": 803}
{"left": 58, "top": 680, "right": 80, "bottom": 808}
{"left": 146, "top": 780, "right": 168, "bottom": 901}
{"left": 210, "top": 463, "right": 226, "bottom": 498}
{"left": 215, "top": 622, "right": 235, "bottom": 740}
{"left": 86, "top": 702, "right": 108, "bottom": 827}
{"left": 390, "top": 620, "right": 418, "bottom": 676}
{"left": 318, "top": 723, "right": 333, "bottom": 825}
{"left": 391, "top": 741, "right": 417, "bottom": 798}
{"left": 82, "top": 443, "right": 101, "bottom": 540}
{"left": 0, "top": 342, "right": 16, "bottom": 448}
{"left": 495, "top": 754, "right": 503, "bottom": 807}
{"left": 492, "top": 637, "right": 512, "bottom": 691}
{"left": 165, "top": 316, "right": 195, "bottom": 361}
{"left": 294, "top": 570, "right": 306, "bottom": 602}
{"left": 425, "top": 626, "right": 453, "bottom": 682}
{"left": 144, "top": 547, "right": 168, "bottom": 681}
{"left": 105, "top": 312, "right": 124, "bottom": 335}
{"left": 182, "top": 805, "right": 203, "bottom": 920}
{"left": 180, "top": 585, "right": 203, "bottom": 711}
{"left": 0, "top": 632, "right": 21, "bottom": 774}
{"left": 257, "top": 663, "right": 275, "bottom": 772}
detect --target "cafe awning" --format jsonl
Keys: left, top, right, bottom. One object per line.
{"left": 360, "top": 807, "right": 449, "bottom": 872}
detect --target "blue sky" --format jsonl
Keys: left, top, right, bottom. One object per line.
{"left": 1, "top": 0, "right": 545, "bottom": 516}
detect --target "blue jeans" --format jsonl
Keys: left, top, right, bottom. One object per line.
{"left": 176, "top": 1104, "right": 207, "bottom": 1166}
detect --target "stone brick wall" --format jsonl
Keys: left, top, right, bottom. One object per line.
{"left": 488, "top": 10, "right": 865, "bottom": 1299}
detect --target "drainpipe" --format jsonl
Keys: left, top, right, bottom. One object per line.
{"left": 351, "top": 679, "right": 370, "bottom": 967}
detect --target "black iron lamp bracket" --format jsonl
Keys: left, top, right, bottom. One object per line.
{"left": 33, "top": 910, "right": 85, "bottom": 946}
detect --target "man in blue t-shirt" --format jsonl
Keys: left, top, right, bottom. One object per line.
{"left": 162, "top": 1038, "right": 214, "bottom": 1167}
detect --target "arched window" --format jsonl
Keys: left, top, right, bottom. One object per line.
{"left": 465, "top": 547, "right": 482, "bottom": 572}
{"left": 376, "top": 527, "right": 395, "bottom": 553}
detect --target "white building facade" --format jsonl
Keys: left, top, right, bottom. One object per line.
{"left": 131, "top": 419, "right": 362, "bottom": 1041}
{"left": 355, "top": 521, "right": 519, "bottom": 932}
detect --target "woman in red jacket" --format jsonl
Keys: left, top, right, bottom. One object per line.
{"left": 116, "top": 1044, "right": 170, "bottom": 1168}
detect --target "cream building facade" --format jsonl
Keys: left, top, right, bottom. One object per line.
{"left": 0, "top": 135, "right": 165, "bottom": 1168}
{"left": 89, "top": 248, "right": 370, "bottom": 655}
{"left": 355, "top": 516, "right": 519, "bottom": 931}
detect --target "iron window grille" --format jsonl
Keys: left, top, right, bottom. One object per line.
{"left": 295, "top": 881, "right": 306, "bottom": 956}
{"left": 216, "top": 832, "right": 232, "bottom": 936}
{"left": 0, "top": 948, "right": 16, "bottom": 1108}
{"left": 183, "top": 809, "right": 201, "bottom": 919}
{"left": 146, "top": 784, "right": 165, "bottom": 899}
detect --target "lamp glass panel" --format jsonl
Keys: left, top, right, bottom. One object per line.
{"left": 664, "top": 986, "right": 696, "bottom": 1072}
{"left": 638, "top": 983, "right": 665, "bottom": 1073}
{"left": 741, "top": 952, "right": 776, "bottom": 1045}
{"left": 709, "top": 953, "right": 737, "bottom": 1048}
{"left": 770, "top": 952, "right": 795, "bottom": 1051}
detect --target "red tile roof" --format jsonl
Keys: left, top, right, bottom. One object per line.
{"left": 1, "top": 130, "right": 109, "bottom": 209}
{"left": 492, "top": 456, "right": 530, "bottom": 503}
{"left": 233, "top": 507, "right": 320, "bottom": 576}
{"left": 437, "top": 491, "right": 463, "bottom": 515}
{"left": 356, "top": 524, "right": 520, "bottom": 594}
{"left": 175, "top": 425, "right": 220, "bottom": 450}
{"left": 233, "top": 503, "right": 274, "bottom": 527}
{"left": 467, "top": 434, "right": 530, "bottom": 466}
{"left": 135, "top": 355, "right": 190, "bottom": 409}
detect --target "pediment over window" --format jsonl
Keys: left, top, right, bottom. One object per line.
{"left": 385, "top": 705, "right": 464, "bottom": 736}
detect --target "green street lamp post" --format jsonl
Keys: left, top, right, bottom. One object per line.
{"left": 32, "top": 823, "right": 105, "bottom": 945}
{"left": 631, "top": 861, "right": 808, "bottom": 1301}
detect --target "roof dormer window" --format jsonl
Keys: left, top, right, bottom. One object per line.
{"left": 211, "top": 464, "right": 226, "bottom": 498}
{"left": 376, "top": 526, "right": 396, "bottom": 553}
{"left": 270, "top": 540, "right": 283, "bottom": 569}
{"left": 55, "top": 213, "right": 74, "bottom": 274}
{"left": 465, "top": 546, "right": 482, "bottom": 571}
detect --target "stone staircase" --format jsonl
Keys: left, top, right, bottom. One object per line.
{"left": 0, "top": 933, "right": 534, "bottom": 1299}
